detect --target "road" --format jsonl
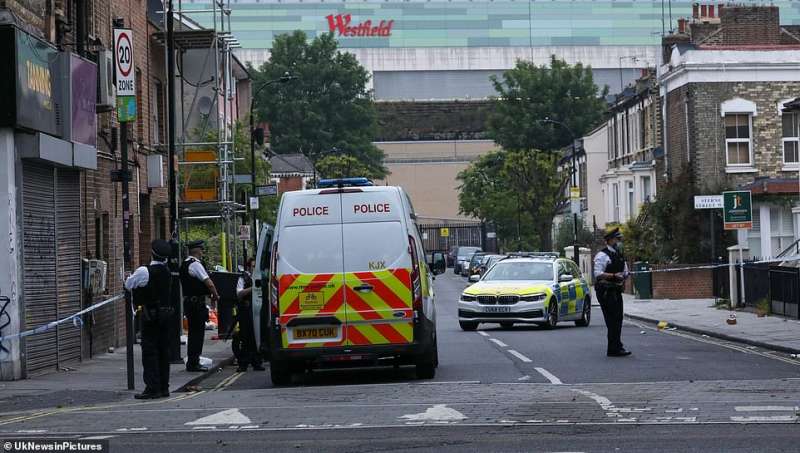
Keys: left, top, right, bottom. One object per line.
{"left": 1, "top": 272, "right": 798, "bottom": 452}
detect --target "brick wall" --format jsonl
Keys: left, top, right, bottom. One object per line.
{"left": 665, "top": 85, "right": 689, "bottom": 179}
{"left": 720, "top": 6, "right": 781, "bottom": 46}
{"left": 650, "top": 265, "right": 714, "bottom": 299}
{"left": 278, "top": 176, "right": 305, "bottom": 193}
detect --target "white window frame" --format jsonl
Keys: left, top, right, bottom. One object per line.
{"left": 640, "top": 175, "right": 652, "bottom": 203}
{"left": 626, "top": 180, "right": 635, "bottom": 220}
{"left": 724, "top": 113, "right": 753, "bottom": 167}
{"left": 612, "top": 183, "right": 620, "bottom": 223}
{"left": 782, "top": 111, "right": 800, "bottom": 166}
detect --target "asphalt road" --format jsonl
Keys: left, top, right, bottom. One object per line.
{"left": 1, "top": 271, "right": 798, "bottom": 452}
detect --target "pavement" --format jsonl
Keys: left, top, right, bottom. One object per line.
{"left": 0, "top": 272, "right": 798, "bottom": 452}
{"left": 0, "top": 330, "right": 235, "bottom": 413}
{"left": 622, "top": 294, "right": 800, "bottom": 354}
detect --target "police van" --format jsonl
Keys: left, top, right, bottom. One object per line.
{"left": 259, "top": 178, "right": 440, "bottom": 386}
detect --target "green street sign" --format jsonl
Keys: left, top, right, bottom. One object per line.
{"left": 117, "top": 95, "right": 137, "bottom": 122}
{"left": 722, "top": 190, "right": 752, "bottom": 230}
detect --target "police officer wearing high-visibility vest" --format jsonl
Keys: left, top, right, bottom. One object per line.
{"left": 234, "top": 257, "right": 265, "bottom": 372}
{"left": 593, "top": 227, "right": 632, "bottom": 357}
{"left": 124, "top": 239, "right": 175, "bottom": 399}
{"left": 180, "top": 240, "right": 220, "bottom": 372}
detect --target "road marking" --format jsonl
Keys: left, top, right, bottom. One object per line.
{"left": 507, "top": 350, "right": 532, "bottom": 363}
{"left": 731, "top": 415, "right": 798, "bottom": 422}
{"left": 186, "top": 408, "right": 252, "bottom": 426}
{"left": 214, "top": 372, "right": 244, "bottom": 391}
{"left": 489, "top": 338, "right": 508, "bottom": 348}
{"left": 399, "top": 405, "right": 467, "bottom": 423}
{"left": 477, "top": 331, "right": 489, "bottom": 337}
{"left": 517, "top": 375, "right": 531, "bottom": 381}
{"left": 82, "top": 435, "right": 115, "bottom": 440}
{"left": 15, "top": 430, "right": 47, "bottom": 434}
{"left": 534, "top": 367, "right": 563, "bottom": 385}
{"left": 734, "top": 406, "right": 799, "bottom": 412}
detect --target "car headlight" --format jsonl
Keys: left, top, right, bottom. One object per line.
{"left": 519, "top": 293, "right": 546, "bottom": 302}
{"left": 461, "top": 294, "right": 477, "bottom": 302}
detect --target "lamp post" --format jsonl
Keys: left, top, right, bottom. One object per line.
{"left": 248, "top": 72, "right": 296, "bottom": 260}
{"left": 543, "top": 118, "right": 581, "bottom": 265}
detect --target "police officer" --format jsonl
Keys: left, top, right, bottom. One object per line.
{"left": 125, "top": 240, "right": 175, "bottom": 399}
{"left": 180, "top": 240, "right": 220, "bottom": 372}
{"left": 234, "top": 257, "right": 265, "bottom": 372}
{"left": 593, "top": 227, "right": 632, "bottom": 357}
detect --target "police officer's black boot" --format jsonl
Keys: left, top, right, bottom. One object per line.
{"left": 134, "top": 389, "right": 162, "bottom": 399}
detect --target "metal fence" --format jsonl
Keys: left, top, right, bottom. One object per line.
{"left": 742, "top": 262, "right": 771, "bottom": 309}
{"left": 418, "top": 223, "right": 488, "bottom": 254}
{"left": 768, "top": 266, "right": 800, "bottom": 319}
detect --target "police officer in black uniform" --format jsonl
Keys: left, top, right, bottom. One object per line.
{"left": 593, "top": 227, "right": 632, "bottom": 357}
{"left": 179, "top": 240, "right": 220, "bottom": 372}
{"left": 125, "top": 240, "right": 175, "bottom": 399}
{"left": 234, "top": 257, "right": 265, "bottom": 372}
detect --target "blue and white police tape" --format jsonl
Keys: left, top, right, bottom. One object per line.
{"left": 0, "top": 294, "right": 125, "bottom": 342}
{"left": 626, "top": 254, "right": 800, "bottom": 275}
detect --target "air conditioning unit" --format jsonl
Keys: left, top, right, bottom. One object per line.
{"left": 97, "top": 50, "right": 115, "bottom": 112}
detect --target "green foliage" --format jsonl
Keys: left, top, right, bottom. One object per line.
{"left": 487, "top": 56, "right": 609, "bottom": 151}
{"left": 251, "top": 31, "right": 386, "bottom": 178}
{"left": 316, "top": 154, "right": 380, "bottom": 179}
{"left": 554, "top": 216, "right": 595, "bottom": 256}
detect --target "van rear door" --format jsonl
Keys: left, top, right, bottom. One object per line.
{"left": 276, "top": 192, "right": 346, "bottom": 349}
{"left": 341, "top": 190, "right": 414, "bottom": 346}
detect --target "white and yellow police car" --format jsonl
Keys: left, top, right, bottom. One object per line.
{"left": 458, "top": 253, "right": 591, "bottom": 330}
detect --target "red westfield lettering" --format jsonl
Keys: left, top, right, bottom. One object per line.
{"left": 293, "top": 206, "right": 330, "bottom": 217}
{"left": 326, "top": 14, "right": 394, "bottom": 37}
{"left": 354, "top": 203, "right": 391, "bottom": 214}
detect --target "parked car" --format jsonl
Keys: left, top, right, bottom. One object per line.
{"left": 478, "top": 254, "right": 505, "bottom": 276}
{"left": 447, "top": 246, "right": 459, "bottom": 267}
{"left": 454, "top": 246, "right": 482, "bottom": 275}
{"left": 464, "top": 252, "right": 489, "bottom": 277}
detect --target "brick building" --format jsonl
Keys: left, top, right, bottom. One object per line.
{"left": 660, "top": 4, "right": 800, "bottom": 259}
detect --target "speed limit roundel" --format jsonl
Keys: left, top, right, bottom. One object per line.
{"left": 113, "top": 29, "right": 135, "bottom": 96}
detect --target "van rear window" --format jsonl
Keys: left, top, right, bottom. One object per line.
{"left": 342, "top": 222, "right": 410, "bottom": 272}
{"left": 278, "top": 224, "right": 343, "bottom": 274}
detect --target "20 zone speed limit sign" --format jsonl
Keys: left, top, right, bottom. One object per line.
{"left": 114, "top": 29, "right": 135, "bottom": 96}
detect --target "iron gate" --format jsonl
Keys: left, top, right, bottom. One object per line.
{"left": 418, "top": 223, "right": 487, "bottom": 255}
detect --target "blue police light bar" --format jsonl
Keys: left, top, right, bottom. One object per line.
{"left": 317, "top": 177, "right": 374, "bottom": 188}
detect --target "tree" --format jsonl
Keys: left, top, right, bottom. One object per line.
{"left": 554, "top": 215, "right": 595, "bottom": 257}
{"left": 252, "top": 31, "right": 387, "bottom": 178}
{"left": 316, "top": 154, "right": 375, "bottom": 180}
{"left": 473, "top": 57, "right": 607, "bottom": 251}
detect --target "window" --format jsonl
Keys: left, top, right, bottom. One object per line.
{"left": 626, "top": 181, "right": 635, "bottom": 220}
{"left": 136, "top": 68, "right": 144, "bottom": 141}
{"left": 782, "top": 112, "right": 799, "bottom": 165}
{"left": 770, "top": 206, "right": 795, "bottom": 257}
{"left": 612, "top": 183, "right": 620, "bottom": 222}
{"left": 724, "top": 114, "right": 752, "bottom": 166}
{"left": 641, "top": 176, "right": 652, "bottom": 203}
{"left": 152, "top": 80, "right": 166, "bottom": 145}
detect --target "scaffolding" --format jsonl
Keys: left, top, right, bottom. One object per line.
{"left": 156, "top": 0, "right": 245, "bottom": 270}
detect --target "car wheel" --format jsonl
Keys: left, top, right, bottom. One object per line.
{"left": 500, "top": 322, "right": 514, "bottom": 329}
{"left": 575, "top": 297, "right": 591, "bottom": 327}
{"left": 416, "top": 335, "right": 437, "bottom": 379}
{"left": 270, "top": 359, "right": 292, "bottom": 386}
{"left": 459, "top": 321, "right": 479, "bottom": 331}
{"left": 543, "top": 301, "right": 558, "bottom": 330}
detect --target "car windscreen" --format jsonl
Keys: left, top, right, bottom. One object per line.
{"left": 457, "top": 247, "right": 481, "bottom": 258}
{"left": 482, "top": 262, "right": 553, "bottom": 281}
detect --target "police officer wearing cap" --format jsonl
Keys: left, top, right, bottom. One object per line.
{"left": 593, "top": 227, "right": 632, "bottom": 357}
{"left": 180, "top": 240, "right": 220, "bottom": 372}
{"left": 125, "top": 240, "right": 175, "bottom": 399}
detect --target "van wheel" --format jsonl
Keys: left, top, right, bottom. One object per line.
{"left": 270, "top": 359, "right": 291, "bottom": 386}
{"left": 575, "top": 297, "right": 591, "bottom": 327}
{"left": 459, "top": 321, "right": 479, "bottom": 331}
{"left": 416, "top": 336, "right": 437, "bottom": 379}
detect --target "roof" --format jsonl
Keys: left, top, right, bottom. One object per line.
{"left": 739, "top": 177, "right": 800, "bottom": 195}
{"left": 270, "top": 153, "right": 315, "bottom": 175}
{"left": 783, "top": 97, "right": 800, "bottom": 112}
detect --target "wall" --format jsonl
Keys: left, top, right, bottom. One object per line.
{"left": 650, "top": 265, "right": 714, "bottom": 299}
{"left": 0, "top": 129, "right": 22, "bottom": 379}
{"left": 583, "top": 125, "right": 608, "bottom": 226}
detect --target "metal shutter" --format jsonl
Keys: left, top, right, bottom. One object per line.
{"left": 22, "top": 162, "right": 58, "bottom": 374}
{"left": 55, "top": 169, "right": 82, "bottom": 365}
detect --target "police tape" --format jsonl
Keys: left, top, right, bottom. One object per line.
{"left": 0, "top": 294, "right": 125, "bottom": 342}
{"left": 626, "top": 254, "right": 800, "bottom": 275}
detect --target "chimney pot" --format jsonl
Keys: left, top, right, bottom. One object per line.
{"left": 701, "top": 4, "right": 708, "bottom": 18}
{"left": 709, "top": 5, "right": 715, "bottom": 18}
{"left": 693, "top": 3, "right": 699, "bottom": 18}
{"left": 678, "top": 18, "right": 687, "bottom": 33}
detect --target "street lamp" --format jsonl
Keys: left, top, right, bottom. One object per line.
{"left": 248, "top": 72, "right": 297, "bottom": 260}
{"left": 542, "top": 118, "right": 581, "bottom": 265}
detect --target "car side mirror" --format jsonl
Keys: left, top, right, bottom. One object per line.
{"left": 468, "top": 274, "right": 481, "bottom": 283}
{"left": 559, "top": 274, "right": 573, "bottom": 283}
{"left": 432, "top": 252, "right": 446, "bottom": 275}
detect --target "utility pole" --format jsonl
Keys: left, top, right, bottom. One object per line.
{"left": 543, "top": 118, "right": 581, "bottom": 265}
{"left": 166, "top": 0, "right": 182, "bottom": 363}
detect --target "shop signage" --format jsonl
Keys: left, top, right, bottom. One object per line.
{"left": 326, "top": 14, "right": 394, "bottom": 37}
{"left": 70, "top": 55, "right": 97, "bottom": 147}
{"left": 0, "top": 26, "right": 60, "bottom": 136}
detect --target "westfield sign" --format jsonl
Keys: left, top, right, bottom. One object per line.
{"left": 326, "top": 14, "right": 394, "bottom": 37}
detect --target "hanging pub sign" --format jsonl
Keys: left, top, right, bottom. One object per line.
{"left": 0, "top": 25, "right": 60, "bottom": 136}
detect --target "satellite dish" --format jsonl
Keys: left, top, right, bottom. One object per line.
{"left": 197, "top": 96, "right": 213, "bottom": 115}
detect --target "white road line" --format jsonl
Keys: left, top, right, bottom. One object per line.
{"left": 731, "top": 415, "right": 798, "bottom": 422}
{"left": 534, "top": 367, "right": 563, "bottom": 385}
{"left": 477, "top": 331, "right": 490, "bottom": 337}
{"left": 82, "top": 435, "right": 115, "bottom": 440}
{"left": 507, "top": 350, "right": 532, "bottom": 363}
{"left": 489, "top": 338, "right": 508, "bottom": 348}
{"left": 734, "top": 406, "right": 799, "bottom": 412}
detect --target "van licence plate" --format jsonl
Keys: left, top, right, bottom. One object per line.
{"left": 294, "top": 326, "right": 338, "bottom": 340}
{"left": 484, "top": 306, "right": 511, "bottom": 313}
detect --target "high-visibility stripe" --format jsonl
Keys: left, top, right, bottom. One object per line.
{"left": 344, "top": 286, "right": 383, "bottom": 320}
{"left": 346, "top": 325, "right": 371, "bottom": 345}
{"left": 279, "top": 274, "right": 300, "bottom": 296}
{"left": 353, "top": 272, "right": 410, "bottom": 311}
{"left": 372, "top": 323, "right": 409, "bottom": 344}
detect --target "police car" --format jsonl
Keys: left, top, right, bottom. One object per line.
{"left": 458, "top": 253, "right": 591, "bottom": 330}
{"left": 262, "top": 178, "right": 440, "bottom": 385}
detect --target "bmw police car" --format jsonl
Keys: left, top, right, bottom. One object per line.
{"left": 458, "top": 253, "right": 591, "bottom": 330}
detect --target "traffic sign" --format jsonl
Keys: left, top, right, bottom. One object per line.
{"left": 570, "top": 186, "right": 580, "bottom": 200}
{"left": 113, "top": 29, "right": 135, "bottom": 96}
{"left": 694, "top": 195, "right": 723, "bottom": 209}
{"left": 440, "top": 228, "right": 450, "bottom": 238}
{"left": 249, "top": 196, "right": 260, "bottom": 210}
{"left": 723, "top": 191, "right": 752, "bottom": 230}
{"left": 255, "top": 184, "right": 278, "bottom": 196}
